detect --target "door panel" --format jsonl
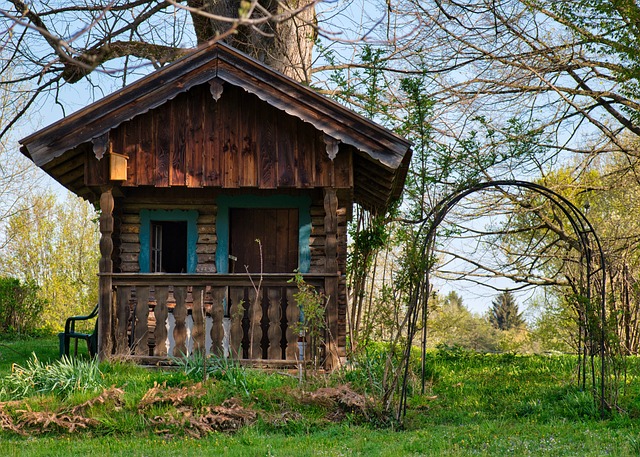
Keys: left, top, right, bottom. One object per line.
{"left": 229, "top": 208, "right": 298, "bottom": 273}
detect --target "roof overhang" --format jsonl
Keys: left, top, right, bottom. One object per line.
{"left": 20, "top": 41, "right": 412, "bottom": 211}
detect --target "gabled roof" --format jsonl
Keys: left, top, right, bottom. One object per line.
{"left": 20, "top": 41, "right": 411, "bottom": 210}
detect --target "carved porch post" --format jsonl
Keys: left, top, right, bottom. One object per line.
{"left": 98, "top": 189, "right": 114, "bottom": 360}
{"left": 324, "top": 188, "right": 340, "bottom": 370}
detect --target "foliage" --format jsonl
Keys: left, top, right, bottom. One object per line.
{"left": 489, "top": 290, "right": 525, "bottom": 331}
{"left": 530, "top": 293, "right": 577, "bottom": 353}
{"left": 1, "top": 354, "right": 104, "bottom": 400}
{"left": 0, "top": 190, "right": 99, "bottom": 333}
{"left": 0, "top": 277, "right": 45, "bottom": 336}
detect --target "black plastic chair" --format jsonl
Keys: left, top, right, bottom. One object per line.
{"left": 58, "top": 304, "right": 99, "bottom": 358}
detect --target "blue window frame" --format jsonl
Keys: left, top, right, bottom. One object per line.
{"left": 215, "top": 195, "right": 311, "bottom": 273}
{"left": 139, "top": 209, "right": 198, "bottom": 273}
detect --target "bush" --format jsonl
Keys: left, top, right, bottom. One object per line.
{"left": 0, "top": 277, "right": 46, "bottom": 336}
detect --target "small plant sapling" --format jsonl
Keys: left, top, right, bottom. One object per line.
{"left": 289, "top": 271, "right": 328, "bottom": 371}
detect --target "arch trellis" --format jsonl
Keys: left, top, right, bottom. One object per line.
{"left": 397, "top": 180, "right": 610, "bottom": 419}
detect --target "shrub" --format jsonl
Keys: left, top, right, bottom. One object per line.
{"left": 0, "top": 277, "right": 46, "bottom": 336}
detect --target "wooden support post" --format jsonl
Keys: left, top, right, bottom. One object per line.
{"left": 324, "top": 188, "right": 340, "bottom": 370}
{"left": 98, "top": 189, "right": 114, "bottom": 360}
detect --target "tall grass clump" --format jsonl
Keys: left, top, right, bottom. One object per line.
{"left": 0, "top": 354, "right": 104, "bottom": 399}
{"left": 177, "top": 353, "right": 251, "bottom": 396}
{"left": 341, "top": 342, "right": 429, "bottom": 399}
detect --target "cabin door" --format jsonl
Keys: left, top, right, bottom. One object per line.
{"left": 229, "top": 208, "right": 298, "bottom": 273}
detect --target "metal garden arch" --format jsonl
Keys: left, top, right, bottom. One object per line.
{"left": 397, "top": 180, "right": 608, "bottom": 419}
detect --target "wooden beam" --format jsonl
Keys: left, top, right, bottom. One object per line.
{"left": 323, "top": 188, "right": 340, "bottom": 370}
{"left": 98, "top": 189, "right": 114, "bottom": 360}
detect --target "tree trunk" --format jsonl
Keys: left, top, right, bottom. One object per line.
{"left": 193, "top": 0, "right": 316, "bottom": 83}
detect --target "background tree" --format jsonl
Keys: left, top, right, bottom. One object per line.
{"left": 0, "top": 190, "right": 99, "bottom": 332}
{"left": 0, "top": 277, "right": 45, "bottom": 336}
{"left": 0, "top": 0, "right": 319, "bottom": 140}
{"left": 489, "top": 290, "right": 525, "bottom": 331}
{"left": 0, "top": 64, "right": 40, "bottom": 248}
{"left": 428, "top": 291, "right": 499, "bottom": 352}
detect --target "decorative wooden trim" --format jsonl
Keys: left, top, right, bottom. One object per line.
{"left": 98, "top": 189, "right": 114, "bottom": 360}
{"left": 285, "top": 288, "right": 300, "bottom": 360}
{"left": 323, "top": 134, "right": 339, "bottom": 161}
{"left": 173, "top": 286, "right": 188, "bottom": 356}
{"left": 191, "top": 286, "right": 206, "bottom": 355}
{"left": 92, "top": 132, "right": 109, "bottom": 160}
{"left": 153, "top": 286, "right": 169, "bottom": 357}
{"left": 210, "top": 287, "right": 226, "bottom": 356}
{"left": 114, "top": 286, "right": 131, "bottom": 355}
{"left": 248, "top": 288, "right": 263, "bottom": 359}
{"left": 106, "top": 272, "right": 333, "bottom": 286}
{"left": 133, "top": 286, "right": 150, "bottom": 356}
{"left": 267, "top": 288, "right": 283, "bottom": 360}
{"left": 229, "top": 287, "right": 245, "bottom": 358}
{"left": 209, "top": 78, "right": 224, "bottom": 101}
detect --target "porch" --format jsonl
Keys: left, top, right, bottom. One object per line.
{"left": 103, "top": 273, "right": 330, "bottom": 366}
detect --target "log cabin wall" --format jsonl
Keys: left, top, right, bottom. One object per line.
{"left": 20, "top": 43, "right": 412, "bottom": 366}
{"left": 112, "top": 193, "right": 218, "bottom": 274}
{"left": 308, "top": 192, "right": 348, "bottom": 356}
{"left": 110, "top": 188, "right": 349, "bottom": 358}
{"left": 112, "top": 190, "right": 345, "bottom": 273}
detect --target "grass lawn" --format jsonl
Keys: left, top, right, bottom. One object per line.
{"left": 1, "top": 336, "right": 639, "bottom": 456}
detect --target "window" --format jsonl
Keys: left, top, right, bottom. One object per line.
{"left": 139, "top": 210, "right": 198, "bottom": 273}
{"left": 150, "top": 220, "right": 188, "bottom": 273}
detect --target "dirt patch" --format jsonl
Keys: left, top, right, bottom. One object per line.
{"left": 0, "top": 404, "right": 26, "bottom": 436}
{"left": 306, "top": 385, "right": 369, "bottom": 412}
{"left": 138, "top": 382, "right": 207, "bottom": 410}
{"left": 150, "top": 398, "right": 257, "bottom": 438}
{"left": 71, "top": 386, "right": 126, "bottom": 415}
{"left": 0, "top": 382, "right": 259, "bottom": 438}
{"left": 300, "top": 384, "right": 375, "bottom": 422}
{"left": 16, "top": 405, "right": 98, "bottom": 433}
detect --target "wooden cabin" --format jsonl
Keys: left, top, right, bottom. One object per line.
{"left": 19, "top": 42, "right": 412, "bottom": 368}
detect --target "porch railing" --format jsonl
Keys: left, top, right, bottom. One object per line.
{"left": 108, "top": 273, "right": 327, "bottom": 363}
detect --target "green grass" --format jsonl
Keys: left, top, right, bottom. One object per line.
{"left": 1, "top": 336, "right": 639, "bottom": 456}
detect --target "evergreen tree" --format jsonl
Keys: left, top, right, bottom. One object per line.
{"left": 489, "top": 291, "right": 525, "bottom": 331}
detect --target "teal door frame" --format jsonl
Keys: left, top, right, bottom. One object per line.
{"left": 139, "top": 209, "right": 199, "bottom": 273}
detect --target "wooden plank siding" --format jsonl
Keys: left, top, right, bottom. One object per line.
{"left": 84, "top": 85, "right": 353, "bottom": 192}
